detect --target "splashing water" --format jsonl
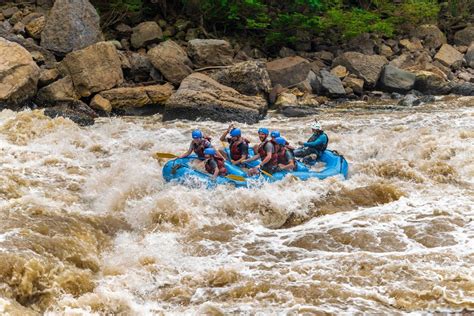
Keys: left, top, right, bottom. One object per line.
{"left": 0, "top": 97, "right": 473, "bottom": 314}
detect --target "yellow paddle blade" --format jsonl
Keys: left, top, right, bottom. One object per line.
{"left": 153, "top": 152, "right": 178, "bottom": 159}
{"left": 226, "top": 174, "right": 246, "bottom": 182}
{"left": 259, "top": 168, "right": 273, "bottom": 177}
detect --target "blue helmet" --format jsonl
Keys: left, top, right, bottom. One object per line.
{"left": 270, "top": 130, "right": 280, "bottom": 138}
{"left": 230, "top": 128, "right": 241, "bottom": 137}
{"left": 192, "top": 129, "right": 203, "bottom": 139}
{"left": 204, "top": 148, "right": 216, "bottom": 156}
{"left": 258, "top": 127, "right": 269, "bottom": 135}
{"left": 275, "top": 137, "right": 287, "bottom": 146}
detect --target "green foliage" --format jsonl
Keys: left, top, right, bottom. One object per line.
{"left": 322, "top": 7, "right": 394, "bottom": 40}
{"left": 93, "top": 0, "right": 455, "bottom": 52}
{"left": 399, "top": 0, "right": 440, "bottom": 26}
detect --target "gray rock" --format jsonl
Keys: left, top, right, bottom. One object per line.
{"left": 131, "top": 22, "right": 163, "bottom": 49}
{"left": 2, "top": 7, "right": 19, "bottom": 19}
{"left": 147, "top": 40, "right": 193, "bottom": 85}
{"left": 434, "top": 44, "right": 464, "bottom": 67}
{"left": 266, "top": 56, "right": 310, "bottom": 88}
{"left": 280, "top": 106, "right": 319, "bottom": 117}
{"left": 44, "top": 100, "right": 97, "bottom": 126}
{"left": 398, "top": 94, "right": 421, "bottom": 106}
{"left": 36, "top": 76, "right": 79, "bottom": 105}
{"left": 454, "top": 26, "right": 474, "bottom": 46}
{"left": 450, "top": 82, "right": 474, "bottom": 96}
{"left": 188, "top": 39, "right": 234, "bottom": 68}
{"left": 414, "top": 72, "right": 451, "bottom": 95}
{"left": 0, "top": 38, "right": 40, "bottom": 106}
{"left": 41, "top": 0, "right": 103, "bottom": 54}
{"left": 164, "top": 73, "right": 267, "bottom": 123}
{"left": 124, "top": 52, "right": 154, "bottom": 83}
{"left": 411, "top": 24, "right": 446, "bottom": 49}
{"left": 61, "top": 41, "right": 123, "bottom": 97}
{"left": 379, "top": 64, "right": 416, "bottom": 93}
{"left": 465, "top": 43, "right": 474, "bottom": 68}
{"left": 314, "top": 70, "right": 346, "bottom": 97}
{"left": 333, "top": 52, "right": 388, "bottom": 88}
{"left": 212, "top": 60, "right": 271, "bottom": 96}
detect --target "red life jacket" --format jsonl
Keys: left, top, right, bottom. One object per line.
{"left": 277, "top": 147, "right": 290, "bottom": 165}
{"left": 205, "top": 155, "right": 227, "bottom": 176}
{"left": 229, "top": 137, "right": 249, "bottom": 161}
{"left": 257, "top": 140, "right": 278, "bottom": 167}
{"left": 192, "top": 137, "right": 212, "bottom": 158}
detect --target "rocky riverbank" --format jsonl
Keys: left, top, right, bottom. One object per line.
{"left": 1, "top": 0, "right": 473, "bottom": 125}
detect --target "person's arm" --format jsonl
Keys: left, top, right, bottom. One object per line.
{"left": 304, "top": 134, "right": 328, "bottom": 148}
{"left": 220, "top": 124, "right": 234, "bottom": 141}
{"left": 179, "top": 145, "right": 193, "bottom": 158}
{"left": 279, "top": 159, "right": 295, "bottom": 170}
{"left": 259, "top": 151, "right": 272, "bottom": 167}
{"left": 212, "top": 166, "right": 219, "bottom": 179}
{"left": 243, "top": 154, "right": 259, "bottom": 163}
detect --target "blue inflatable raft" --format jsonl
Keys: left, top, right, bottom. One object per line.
{"left": 162, "top": 150, "right": 349, "bottom": 188}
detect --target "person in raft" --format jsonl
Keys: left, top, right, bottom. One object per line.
{"left": 274, "top": 137, "right": 296, "bottom": 171}
{"left": 270, "top": 130, "right": 295, "bottom": 151}
{"left": 242, "top": 128, "right": 278, "bottom": 175}
{"left": 179, "top": 129, "right": 212, "bottom": 159}
{"left": 203, "top": 148, "right": 227, "bottom": 179}
{"left": 219, "top": 124, "right": 249, "bottom": 165}
{"left": 294, "top": 121, "right": 328, "bottom": 164}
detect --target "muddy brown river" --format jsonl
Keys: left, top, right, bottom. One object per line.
{"left": 0, "top": 96, "right": 473, "bottom": 314}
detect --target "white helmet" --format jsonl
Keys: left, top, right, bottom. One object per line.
{"left": 310, "top": 121, "right": 322, "bottom": 130}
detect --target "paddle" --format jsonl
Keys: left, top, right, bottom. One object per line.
{"left": 153, "top": 152, "right": 178, "bottom": 159}
{"left": 153, "top": 152, "right": 246, "bottom": 182}
{"left": 259, "top": 168, "right": 273, "bottom": 177}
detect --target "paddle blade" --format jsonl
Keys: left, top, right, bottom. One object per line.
{"left": 153, "top": 152, "right": 178, "bottom": 159}
{"left": 259, "top": 168, "right": 273, "bottom": 177}
{"left": 226, "top": 174, "right": 246, "bottom": 182}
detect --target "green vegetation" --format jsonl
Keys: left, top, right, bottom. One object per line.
{"left": 92, "top": 0, "right": 471, "bottom": 51}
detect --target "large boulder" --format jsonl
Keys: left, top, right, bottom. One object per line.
{"left": 414, "top": 71, "right": 451, "bottom": 95}
{"left": 130, "top": 22, "right": 163, "bottom": 49}
{"left": 379, "top": 65, "right": 416, "bottom": 93}
{"left": 121, "top": 52, "right": 154, "bottom": 83}
{"left": 450, "top": 82, "right": 474, "bottom": 96}
{"left": 147, "top": 40, "right": 193, "bottom": 85}
{"left": 454, "top": 26, "right": 474, "bottom": 46}
{"left": 61, "top": 42, "right": 123, "bottom": 97}
{"left": 434, "top": 44, "right": 464, "bottom": 67}
{"left": 343, "top": 75, "right": 364, "bottom": 95}
{"left": 333, "top": 52, "right": 388, "bottom": 88}
{"left": 411, "top": 24, "right": 446, "bottom": 49}
{"left": 98, "top": 84, "right": 174, "bottom": 109}
{"left": 41, "top": 0, "right": 103, "bottom": 54}
{"left": 313, "top": 70, "right": 346, "bottom": 97}
{"left": 466, "top": 43, "right": 474, "bottom": 68}
{"left": 266, "top": 56, "right": 311, "bottom": 88}
{"left": 36, "top": 76, "right": 79, "bottom": 105}
{"left": 164, "top": 73, "right": 266, "bottom": 123}
{"left": 212, "top": 60, "right": 271, "bottom": 96}
{"left": 0, "top": 38, "right": 40, "bottom": 105}
{"left": 44, "top": 100, "right": 97, "bottom": 126}
{"left": 187, "top": 39, "right": 234, "bottom": 68}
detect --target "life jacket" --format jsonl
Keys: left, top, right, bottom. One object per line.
{"left": 205, "top": 155, "right": 227, "bottom": 176}
{"left": 277, "top": 147, "right": 290, "bottom": 165}
{"left": 192, "top": 137, "right": 212, "bottom": 158}
{"left": 257, "top": 140, "right": 278, "bottom": 167}
{"left": 308, "top": 131, "right": 328, "bottom": 152}
{"left": 229, "top": 137, "right": 249, "bottom": 160}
